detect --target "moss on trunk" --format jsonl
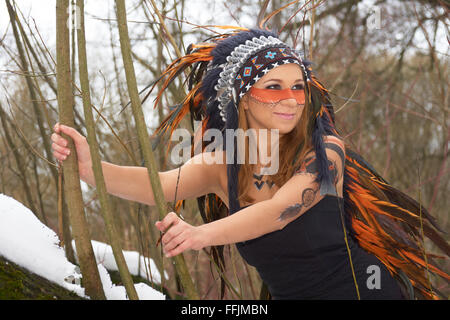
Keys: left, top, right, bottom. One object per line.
{"left": 0, "top": 256, "right": 85, "bottom": 300}
{"left": 0, "top": 255, "right": 173, "bottom": 300}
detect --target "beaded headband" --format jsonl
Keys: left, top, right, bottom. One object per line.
{"left": 210, "top": 35, "right": 306, "bottom": 122}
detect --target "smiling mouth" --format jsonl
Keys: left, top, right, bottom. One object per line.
{"left": 273, "top": 112, "right": 295, "bottom": 120}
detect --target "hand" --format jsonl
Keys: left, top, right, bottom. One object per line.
{"left": 51, "top": 123, "right": 93, "bottom": 182}
{"left": 155, "top": 212, "right": 208, "bottom": 257}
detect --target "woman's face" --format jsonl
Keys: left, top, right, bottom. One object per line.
{"left": 242, "top": 63, "right": 305, "bottom": 135}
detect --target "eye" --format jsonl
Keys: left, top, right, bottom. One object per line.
{"left": 265, "top": 84, "right": 282, "bottom": 90}
{"left": 292, "top": 83, "right": 305, "bottom": 90}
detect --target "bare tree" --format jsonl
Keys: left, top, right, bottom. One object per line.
{"left": 55, "top": 0, "right": 105, "bottom": 300}
{"left": 114, "top": 0, "right": 199, "bottom": 300}
{"left": 75, "top": 0, "right": 139, "bottom": 300}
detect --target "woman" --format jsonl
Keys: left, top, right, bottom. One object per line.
{"left": 51, "top": 28, "right": 449, "bottom": 299}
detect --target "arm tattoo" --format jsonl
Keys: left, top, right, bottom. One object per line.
{"left": 278, "top": 188, "right": 318, "bottom": 221}
{"left": 277, "top": 141, "right": 345, "bottom": 221}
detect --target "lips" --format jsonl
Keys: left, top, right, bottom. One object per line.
{"left": 273, "top": 112, "right": 295, "bottom": 120}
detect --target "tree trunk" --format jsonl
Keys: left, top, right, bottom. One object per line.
{"left": 114, "top": 0, "right": 199, "bottom": 299}
{"left": 55, "top": 0, "right": 105, "bottom": 300}
{"left": 76, "top": 0, "right": 138, "bottom": 300}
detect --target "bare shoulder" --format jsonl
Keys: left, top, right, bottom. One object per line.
{"left": 322, "top": 135, "right": 345, "bottom": 169}
{"left": 323, "top": 135, "right": 346, "bottom": 156}
{"left": 184, "top": 151, "right": 225, "bottom": 177}
{"left": 184, "top": 150, "right": 228, "bottom": 199}
{"left": 323, "top": 135, "right": 345, "bottom": 146}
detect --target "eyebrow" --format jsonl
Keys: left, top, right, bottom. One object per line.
{"left": 263, "top": 78, "right": 304, "bottom": 84}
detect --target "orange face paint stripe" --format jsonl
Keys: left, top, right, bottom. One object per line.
{"left": 249, "top": 87, "right": 305, "bottom": 105}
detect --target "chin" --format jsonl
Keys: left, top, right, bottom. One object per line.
{"left": 279, "top": 128, "right": 295, "bottom": 136}
{"left": 274, "top": 123, "right": 297, "bottom": 136}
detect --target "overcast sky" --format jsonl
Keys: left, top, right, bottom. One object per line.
{"left": 0, "top": 0, "right": 253, "bottom": 47}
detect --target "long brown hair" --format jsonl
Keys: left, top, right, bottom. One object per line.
{"left": 237, "top": 94, "right": 314, "bottom": 204}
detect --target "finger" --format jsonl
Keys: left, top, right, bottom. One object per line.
{"left": 53, "top": 150, "right": 68, "bottom": 162}
{"left": 163, "top": 231, "right": 185, "bottom": 252}
{"left": 58, "top": 125, "right": 85, "bottom": 146}
{"left": 163, "top": 223, "right": 189, "bottom": 249}
{"left": 161, "top": 222, "right": 185, "bottom": 245}
{"left": 158, "top": 212, "right": 179, "bottom": 232}
{"left": 166, "top": 239, "right": 192, "bottom": 258}
{"left": 52, "top": 142, "right": 71, "bottom": 156}
{"left": 155, "top": 221, "right": 163, "bottom": 232}
{"left": 51, "top": 133, "right": 68, "bottom": 147}
{"left": 155, "top": 221, "right": 168, "bottom": 232}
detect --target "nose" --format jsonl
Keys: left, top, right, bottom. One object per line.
{"left": 279, "top": 89, "right": 304, "bottom": 107}
{"left": 279, "top": 97, "right": 300, "bottom": 108}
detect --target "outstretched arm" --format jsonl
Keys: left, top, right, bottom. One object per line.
{"left": 156, "top": 136, "right": 346, "bottom": 257}
{"left": 51, "top": 123, "right": 224, "bottom": 206}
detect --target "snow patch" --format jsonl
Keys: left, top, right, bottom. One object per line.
{"left": 0, "top": 193, "right": 165, "bottom": 300}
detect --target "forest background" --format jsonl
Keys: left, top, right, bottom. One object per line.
{"left": 0, "top": 0, "right": 448, "bottom": 299}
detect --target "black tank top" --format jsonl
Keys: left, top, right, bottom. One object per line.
{"left": 235, "top": 196, "right": 404, "bottom": 299}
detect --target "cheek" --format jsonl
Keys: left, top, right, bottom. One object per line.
{"left": 245, "top": 100, "right": 305, "bottom": 131}
{"left": 296, "top": 105, "right": 304, "bottom": 120}
{"left": 247, "top": 102, "right": 272, "bottom": 120}
{"left": 282, "top": 105, "right": 304, "bottom": 132}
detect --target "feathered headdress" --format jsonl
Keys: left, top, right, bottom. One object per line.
{"left": 148, "top": 26, "right": 449, "bottom": 300}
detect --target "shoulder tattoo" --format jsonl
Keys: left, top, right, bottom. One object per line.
{"left": 295, "top": 155, "right": 339, "bottom": 183}
{"left": 324, "top": 142, "right": 345, "bottom": 180}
